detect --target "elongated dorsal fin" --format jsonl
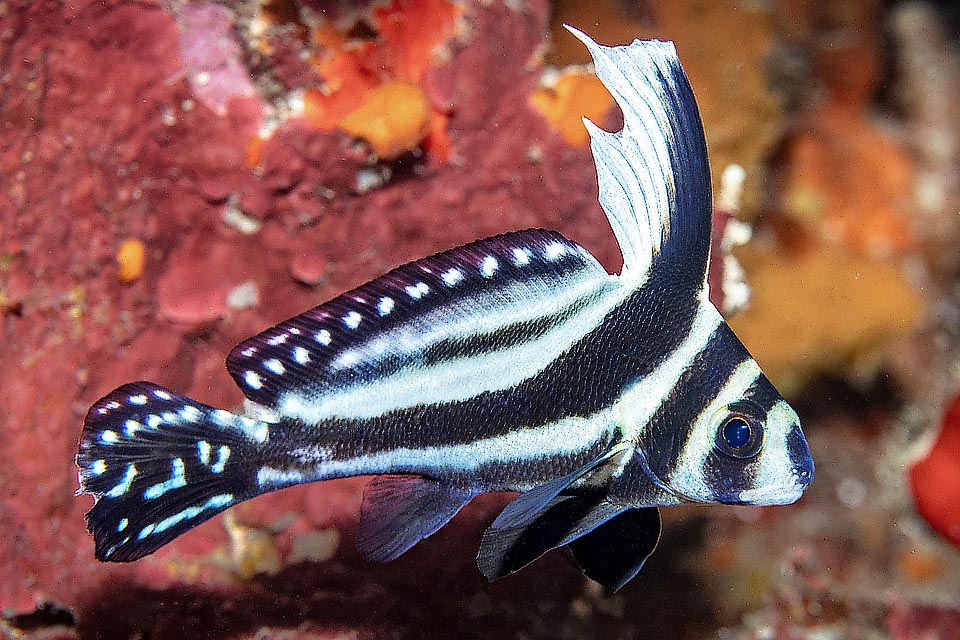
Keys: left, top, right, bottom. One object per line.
{"left": 566, "top": 26, "right": 712, "bottom": 289}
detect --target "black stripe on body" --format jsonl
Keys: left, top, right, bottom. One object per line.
{"left": 261, "top": 274, "right": 699, "bottom": 491}
{"left": 611, "top": 322, "right": 752, "bottom": 504}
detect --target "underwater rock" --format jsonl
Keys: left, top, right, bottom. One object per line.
{"left": 887, "top": 600, "right": 960, "bottom": 640}
{"left": 729, "top": 244, "right": 922, "bottom": 396}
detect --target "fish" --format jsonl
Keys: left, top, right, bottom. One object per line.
{"left": 76, "top": 26, "right": 814, "bottom": 594}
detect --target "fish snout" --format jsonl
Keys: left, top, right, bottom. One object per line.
{"left": 787, "top": 426, "right": 815, "bottom": 490}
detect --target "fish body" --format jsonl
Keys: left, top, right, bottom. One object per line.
{"left": 77, "top": 27, "right": 814, "bottom": 593}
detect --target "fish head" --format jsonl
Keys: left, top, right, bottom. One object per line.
{"left": 688, "top": 375, "right": 814, "bottom": 506}
{"left": 631, "top": 321, "right": 814, "bottom": 507}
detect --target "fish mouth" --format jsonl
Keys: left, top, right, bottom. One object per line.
{"left": 736, "top": 484, "right": 805, "bottom": 506}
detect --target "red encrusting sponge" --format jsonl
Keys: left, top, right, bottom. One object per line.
{"left": 910, "top": 390, "right": 960, "bottom": 548}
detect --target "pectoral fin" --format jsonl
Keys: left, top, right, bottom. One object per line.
{"left": 477, "top": 492, "right": 626, "bottom": 581}
{"left": 477, "top": 444, "right": 627, "bottom": 581}
{"left": 357, "top": 475, "right": 475, "bottom": 562}
{"left": 569, "top": 506, "right": 661, "bottom": 595}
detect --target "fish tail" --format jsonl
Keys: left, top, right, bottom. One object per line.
{"left": 76, "top": 382, "right": 271, "bottom": 562}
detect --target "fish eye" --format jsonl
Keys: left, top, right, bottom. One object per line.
{"left": 714, "top": 404, "right": 765, "bottom": 459}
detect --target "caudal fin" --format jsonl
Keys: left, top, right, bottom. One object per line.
{"left": 77, "top": 382, "right": 270, "bottom": 562}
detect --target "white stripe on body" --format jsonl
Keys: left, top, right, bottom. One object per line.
{"left": 277, "top": 274, "right": 634, "bottom": 422}
{"left": 257, "top": 410, "right": 619, "bottom": 492}
{"left": 612, "top": 301, "right": 724, "bottom": 446}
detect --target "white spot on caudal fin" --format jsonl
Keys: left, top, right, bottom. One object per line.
{"left": 405, "top": 282, "right": 430, "bottom": 299}
{"left": 146, "top": 414, "right": 163, "bottom": 428}
{"left": 211, "top": 445, "right": 230, "bottom": 473}
{"left": 293, "top": 346, "right": 310, "bottom": 365}
{"left": 481, "top": 256, "right": 498, "bottom": 277}
{"left": 441, "top": 267, "right": 464, "bottom": 286}
{"left": 512, "top": 247, "right": 532, "bottom": 265}
{"left": 117, "top": 518, "right": 129, "bottom": 532}
{"left": 106, "top": 464, "right": 138, "bottom": 498}
{"left": 91, "top": 459, "right": 107, "bottom": 475}
{"left": 101, "top": 430, "right": 119, "bottom": 444}
{"left": 264, "top": 358, "right": 285, "bottom": 375}
{"left": 143, "top": 458, "right": 187, "bottom": 499}
{"left": 244, "top": 370, "right": 263, "bottom": 389}
{"left": 138, "top": 493, "right": 236, "bottom": 539}
{"left": 198, "top": 440, "right": 211, "bottom": 465}
{"left": 377, "top": 296, "right": 395, "bottom": 316}
{"left": 344, "top": 311, "right": 362, "bottom": 329}
{"left": 316, "top": 329, "right": 332, "bottom": 345}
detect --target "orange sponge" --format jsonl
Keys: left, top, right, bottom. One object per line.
{"left": 530, "top": 71, "right": 614, "bottom": 147}
{"left": 340, "top": 80, "right": 432, "bottom": 158}
{"left": 116, "top": 238, "right": 146, "bottom": 284}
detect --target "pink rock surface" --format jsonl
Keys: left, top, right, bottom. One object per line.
{"left": 178, "top": 3, "right": 260, "bottom": 118}
{"left": 0, "top": 0, "right": 634, "bottom": 634}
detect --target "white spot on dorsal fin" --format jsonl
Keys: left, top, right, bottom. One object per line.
{"left": 378, "top": 296, "right": 395, "bottom": 316}
{"left": 405, "top": 282, "right": 429, "bottom": 299}
{"left": 441, "top": 267, "right": 463, "bottom": 286}
{"left": 293, "top": 346, "right": 310, "bottom": 365}
{"left": 316, "top": 329, "right": 332, "bottom": 345}
{"left": 244, "top": 370, "right": 264, "bottom": 389}
{"left": 481, "top": 256, "right": 498, "bottom": 277}
{"left": 512, "top": 247, "right": 532, "bottom": 265}
{"left": 153, "top": 389, "right": 172, "bottom": 400}
{"left": 180, "top": 405, "right": 201, "bottom": 422}
{"left": 344, "top": 311, "right": 362, "bottom": 329}
{"left": 267, "top": 333, "right": 288, "bottom": 346}
{"left": 240, "top": 346, "right": 258, "bottom": 357}
{"left": 545, "top": 242, "right": 565, "bottom": 260}
{"left": 264, "top": 358, "right": 285, "bottom": 375}
{"left": 129, "top": 394, "right": 147, "bottom": 405}
{"left": 289, "top": 327, "right": 301, "bottom": 335}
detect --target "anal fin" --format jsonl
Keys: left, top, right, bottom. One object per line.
{"left": 570, "top": 506, "right": 661, "bottom": 595}
{"left": 357, "top": 475, "right": 475, "bottom": 562}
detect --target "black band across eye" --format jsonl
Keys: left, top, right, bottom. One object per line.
{"left": 715, "top": 415, "right": 764, "bottom": 459}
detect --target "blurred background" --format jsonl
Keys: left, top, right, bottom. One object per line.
{"left": 1, "top": 0, "right": 959, "bottom": 638}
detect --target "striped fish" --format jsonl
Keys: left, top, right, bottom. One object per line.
{"left": 76, "top": 27, "right": 814, "bottom": 594}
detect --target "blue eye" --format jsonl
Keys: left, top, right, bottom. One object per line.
{"left": 715, "top": 414, "right": 764, "bottom": 459}
{"left": 723, "top": 417, "right": 751, "bottom": 449}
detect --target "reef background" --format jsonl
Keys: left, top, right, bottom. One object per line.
{"left": 2, "top": 0, "right": 960, "bottom": 638}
